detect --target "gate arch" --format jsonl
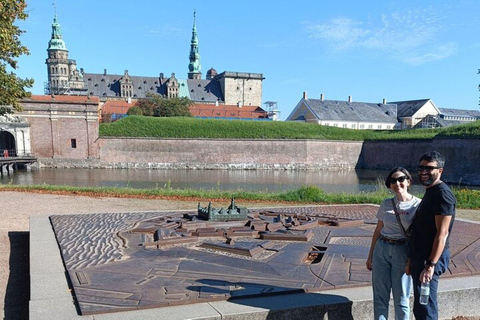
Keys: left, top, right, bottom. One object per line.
{"left": 0, "top": 130, "right": 17, "bottom": 157}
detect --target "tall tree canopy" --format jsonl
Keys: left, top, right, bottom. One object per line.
{"left": 137, "top": 93, "right": 192, "bottom": 117}
{"left": 0, "top": 0, "right": 33, "bottom": 113}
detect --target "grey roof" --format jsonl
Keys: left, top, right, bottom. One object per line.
{"left": 389, "top": 99, "right": 431, "bottom": 117}
{"left": 185, "top": 79, "right": 223, "bottom": 102}
{"left": 439, "top": 108, "right": 480, "bottom": 118}
{"left": 83, "top": 73, "right": 166, "bottom": 98}
{"left": 81, "top": 72, "right": 225, "bottom": 102}
{"left": 303, "top": 99, "right": 398, "bottom": 123}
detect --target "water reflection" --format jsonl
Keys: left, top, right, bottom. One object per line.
{"left": 1, "top": 168, "right": 429, "bottom": 194}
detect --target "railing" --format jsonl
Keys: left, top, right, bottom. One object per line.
{"left": 0, "top": 149, "right": 16, "bottom": 158}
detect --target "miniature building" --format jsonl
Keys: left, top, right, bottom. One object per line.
{"left": 197, "top": 198, "right": 248, "bottom": 221}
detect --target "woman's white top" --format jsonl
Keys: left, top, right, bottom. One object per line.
{"left": 376, "top": 196, "right": 421, "bottom": 240}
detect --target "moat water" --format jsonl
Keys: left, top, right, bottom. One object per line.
{"left": 0, "top": 168, "right": 432, "bottom": 194}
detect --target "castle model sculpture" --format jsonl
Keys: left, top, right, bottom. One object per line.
{"left": 197, "top": 198, "right": 248, "bottom": 221}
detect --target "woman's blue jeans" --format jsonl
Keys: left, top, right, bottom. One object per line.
{"left": 372, "top": 239, "right": 412, "bottom": 320}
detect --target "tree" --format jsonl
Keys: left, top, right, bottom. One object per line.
{"left": 0, "top": 0, "right": 34, "bottom": 113}
{"left": 137, "top": 92, "right": 192, "bottom": 117}
{"left": 126, "top": 106, "right": 143, "bottom": 116}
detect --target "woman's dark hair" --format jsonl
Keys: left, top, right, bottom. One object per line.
{"left": 384, "top": 166, "right": 413, "bottom": 189}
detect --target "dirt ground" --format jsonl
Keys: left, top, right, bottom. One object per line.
{"left": 0, "top": 190, "right": 478, "bottom": 320}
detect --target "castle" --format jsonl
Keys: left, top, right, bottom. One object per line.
{"left": 45, "top": 12, "right": 265, "bottom": 109}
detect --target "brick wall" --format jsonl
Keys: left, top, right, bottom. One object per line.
{"left": 359, "top": 139, "right": 480, "bottom": 185}
{"left": 19, "top": 95, "right": 99, "bottom": 159}
{"left": 97, "top": 138, "right": 363, "bottom": 170}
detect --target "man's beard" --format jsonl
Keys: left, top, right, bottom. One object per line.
{"left": 419, "top": 172, "right": 439, "bottom": 187}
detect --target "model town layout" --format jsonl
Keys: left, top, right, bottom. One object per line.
{"left": 49, "top": 200, "right": 480, "bottom": 315}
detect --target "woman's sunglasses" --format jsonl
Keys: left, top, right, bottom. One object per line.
{"left": 389, "top": 176, "right": 409, "bottom": 184}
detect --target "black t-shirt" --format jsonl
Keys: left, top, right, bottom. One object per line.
{"left": 410, "top": 182, "right": 456, "bottom": 261}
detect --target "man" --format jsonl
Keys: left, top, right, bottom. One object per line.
{"left": 408, "top": 151, "right": 456, "bottom": 319}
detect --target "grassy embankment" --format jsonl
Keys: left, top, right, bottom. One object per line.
{"left": 5, "top": 117, "right": 479, "bottom": 212}
{"left": 99, "top": 115, "right": 480, "bottom": 140}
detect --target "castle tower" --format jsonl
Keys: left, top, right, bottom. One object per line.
{"left": 46, "top": 13, "right": 70, "bottom": 94}
{"left": 187, "top": 11, "right": 202, "bottom": 80}
{"left": 167, "top": 73, "right": 179, "bottom": 98}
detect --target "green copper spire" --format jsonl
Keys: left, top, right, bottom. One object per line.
{"left": 48, "top": 13, "right": 67, "bottom": 51}
{"left": 188, "top": 10, "right": 201, "bottom": 79}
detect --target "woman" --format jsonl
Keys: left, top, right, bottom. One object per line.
{"left": 366, "top": 167, "right": 421, "bottom": 320}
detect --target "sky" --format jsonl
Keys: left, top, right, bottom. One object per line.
{"left": 14, "top": 0, "right": 480, "bottom": 119}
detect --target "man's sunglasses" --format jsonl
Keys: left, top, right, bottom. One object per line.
{"left": 417, "top": 165, "right": 440, "bottom": 172}
{"left": 389, "top": 176, "right": 409, "bottom": 184}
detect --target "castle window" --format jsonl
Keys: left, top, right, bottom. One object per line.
{"left": 101, "top": 78, "right": 105, "bottom": 82}
{"left": 88, "top": 78, "right": 92, "bottom": 81}
{"left": 198, "top": 84, "right": 201, "bottom": 87}
{"left": 94, "top": 84, "right": 98, "bottom": 87}
{"left": 71, "top": 139, "right": 77, "bottom": 149}
{"left": 143, "top": 80, "right": 147, "bottom": 84}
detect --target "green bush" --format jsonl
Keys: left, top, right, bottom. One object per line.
{"left": 126, "top": 106, "right": 143, "bottom": 116}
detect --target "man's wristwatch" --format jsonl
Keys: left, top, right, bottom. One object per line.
{"left": 424, "top": 260, "right": 436, "bottom": 268}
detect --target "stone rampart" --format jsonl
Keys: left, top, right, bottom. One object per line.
{"left": 96, "top": 138, "right": 363, "bottom": 170}
{"left": 358, "top": 138, "right": 480, "bottom": 185}
{"left": 36, "top": 137, "right": 480, "bottom": 185}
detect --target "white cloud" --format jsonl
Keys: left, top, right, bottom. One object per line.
{"left": 403, "top": 43, "right": 458, "bottom": 65}
{"left": 307, "top": 17, "right": 369, "bottom": 50}
{"left": 305, "top": 9, "right": 456, "bottom": 65}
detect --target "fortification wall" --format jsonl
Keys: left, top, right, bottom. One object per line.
{"left": 358, "top": 138, "right": 480, "bottom": 185}
{"left": 36, "top": 137, "right": 480, "bottom": 185}
{"left": 96, "top": 138, "right": 363, "bottom": 170}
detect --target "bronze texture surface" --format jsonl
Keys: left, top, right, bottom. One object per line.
{"left": 49, "top": 205, "right": 480, "bottom": 315}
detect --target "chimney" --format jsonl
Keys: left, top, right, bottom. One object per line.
{"left": 303, "top": 91, "right": 308, "bottom": 99}
{"left": 127, "top": 97, "right": 132, "bottom": 104}
{"left": 383, "top": 98, "right": 387, "bottom": 104}
{"left": 320, "top": 93, "right": 324, "bottom": 101}
{"left": 348, "top": 95, "right": 352, "bottom": 103}
{"left": 103, "top": 69, "right": 107, "bottom": 76}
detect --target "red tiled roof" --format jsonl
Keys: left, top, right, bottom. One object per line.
{"left": 189, "top": 104, "right": 268, "bottom": 119}
{"left": 102, "top": 100, "right": 138, "bottom": 114}
{"left": 24, "top": 95, "right": 100, "bottom": 104}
